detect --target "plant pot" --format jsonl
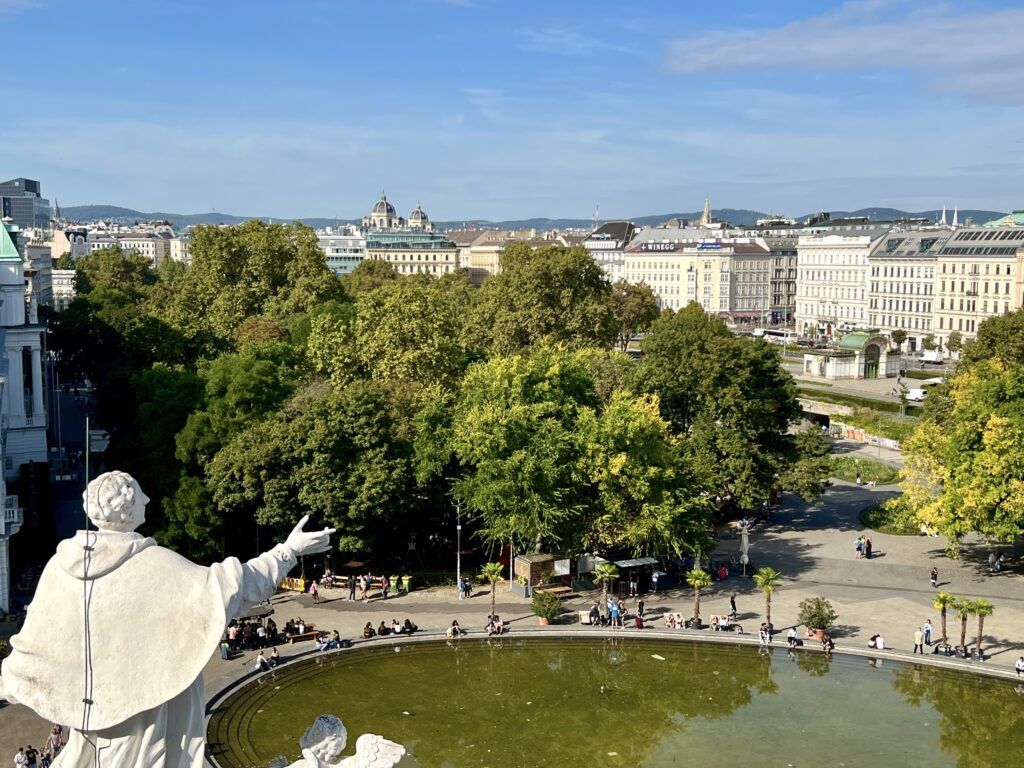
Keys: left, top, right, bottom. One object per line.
{"left": 511, "top": 582, "right": 531, "bottom": 598}
{"left": 810, "top": 628, "right": 825, "bottom": 641}
{"left": 538, "top": 616, "right": 550, "bottom": 626}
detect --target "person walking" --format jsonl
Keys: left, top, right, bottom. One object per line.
{"left": 923, "top": 619, "right": 933, "bottom": 646}
{"left": 864, "top": 538, "right": 873, "bottom": 560}
{"left": 309, "top": 580, "right": 319, "bottom": 604}
{"left": 729, "top": 594, "right": 738, "bottom": 618}
{"left": 930, "top": 566, "right": 938, "bottom": 588}
{"left": 381, "top": 575, "right": 390, "bottom": 600}
{"left": 637, "top": 599, "right": 645, "bottom": 619}
{"left": 628, "top": 575, "right": 638, "bottom": 597}
{"left": 914, "top": 627, "right": 924, "bottom": 654}
{"left": 787, "top": 627, "right": 798, "bottom": 648}
{"left": 1016, "top": 657, "right": 1024, "bottom": 678}
{"left": 348, "top": 576, "right": 356, "bottom": 602}
{"left": 652, "top": 571, "right": 659, "bottom": 593}
{"left": 855, "top": 536, "right": 863, "bottom": 559}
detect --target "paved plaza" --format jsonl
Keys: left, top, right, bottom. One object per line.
{"left": 4, "top": 478, "right": 1024, "bottom": 758}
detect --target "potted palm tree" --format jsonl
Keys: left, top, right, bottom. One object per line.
{"left": 932, "top": 591, "right": 955, "bottom": 652}
{"left": 532, "top": 588, "right": 563, "bottom": 625}
{"left": 685, "top": 569, "right": 712, "bottom": 629}
{"left": 593, "top": 563, "right": 619, "bottom": 618}
{"left": 974, "top": 599, "right": 994, "bottom": 659}
{"left": 753, "top": 567, "right": 781, "bottom": 629}
{"left": 798, "top": 596, "right": 837, "bottom": 640}
{"left": 954, "top": 598, "right": 973, "bottom": 656}
{"left": 479, "top": 562, "right": 505, "bottom": 622}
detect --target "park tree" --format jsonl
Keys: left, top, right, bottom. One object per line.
{"left": 473, "top": 243, "right": 617, "bottom": 354}
{"left": 479, "top": 562, "right": 505, "bottom": 620}
{"left": 933, "top": 591, "right": 956, "bottom": 646}
{"left": 206, "top": 380, "right": 412, "bottom": 554}
{"left": 922, "top": 334, "right": 937, "bottom": 351}
{"left": 946, "top": 330, "right": 963, "bottom": 356}
{"left": 73, "top": 246, "right": 157, "bottom": 296}
{"left": 961, "top": 309, "right": 1024, "bottom": 366}
{"left": 890, "top": 329, "right": 907, "bottom": 350}
{"left": 777, "top": 428, "right": 831, "bottom": 500}
{"left": 592, "top": 562, "right": 619, "bottom": 616}
{"left": 167, "top": 221, "right": 344, "bottom": 344}
{"left": 901, "top": 359, "right": 1024, "bottom": 545}
{"left": 753, "top": 566, "right": 782, "bottom": 626}
{"left": 638, "top": 303, "right": 803, "bottom": 510}
{"left": 686, "top": 568, "right": 712, "bottom": 622}
{"left": 974, "top": 599, "right": 994, "bottom": 655}
{"left": 610, "top": 280, "right": 659, "bottom": 351}
{"left": 341, "top": 258, "right": 399, "bottom": 295}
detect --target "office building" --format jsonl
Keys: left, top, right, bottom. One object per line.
{"left": 582, "top": 221, "right": 636, "bottom": 284}
{"left": 317, "top": 225, "right": 366, "bottom": 276}
{"left": 0, "top": 178, "right": 50, "bottom": 230}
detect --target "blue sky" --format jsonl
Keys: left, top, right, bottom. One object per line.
{"left": 2, "top": 0, "right": 1022, "bottom": 220}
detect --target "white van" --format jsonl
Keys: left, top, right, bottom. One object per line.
{"left": 906, "top": 388, "right": 928, "bottom": 402}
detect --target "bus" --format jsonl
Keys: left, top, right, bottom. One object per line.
{"left": 753, "top": 328, "right": 797, "bottom": 345}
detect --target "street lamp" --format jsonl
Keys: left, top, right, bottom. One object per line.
{"left": 455, "top": 500, "right": 462, "bottom": 599}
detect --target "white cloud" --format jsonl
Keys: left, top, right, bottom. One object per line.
{"left": 665, "top": 1, "right": 1024, "bottom": 104}
{"left": 519, "top": 26, "right": 638, "bottom": 57}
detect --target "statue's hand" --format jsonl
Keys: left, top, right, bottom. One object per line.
{"left": 284, "top": 515, "right": 336, "bottom": 557}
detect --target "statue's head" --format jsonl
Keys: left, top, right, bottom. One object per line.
{"left": 299, "top": 715, "right": 347, "bottom": 762}
{"left": 82, "top": 471, "right": 150, "bottom": 532}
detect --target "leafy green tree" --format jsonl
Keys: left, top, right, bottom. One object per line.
{"left": 55, "top": 252, "right": 76, "bottom": 270}
{"left": 73, "top": 246, "right": 157, "bottom": 296}
{"left": 902, "top": 360, "right": 1024, "bottom": 543}
{"left": 206, "top": 380, "right": 412, "bottom": 554}
{"left": 686, "top": 568, "right": 712, "bottom": 621}
{"left": 753, "top": 567, "right": 781, "bottom": 626}
{"left": 341, "top": 258, "right": 399, "bottom": 295}
{"left": 933, "top": 591, "right": 956, "bottom": 646}
{"left": 922, "top": 334, "right": 937, "bottom": 351}
{"left": 954, "top": 598, "right": 973, "bottom": 649}
{"left": 593, "top": 562, "right": 620, "bottom": 614}
{"left": 610, "top": 280, "right": 659, "bottom": 351}
{"left": 473, "top": 242, "right": 617, "bottom": 354}
{"left": 479, "top": 562, "right": 505, "bottom": 620}
{"left": 777, "top": 428, "right": 831, "bottom": 501}
{"left": 946, "top": 330, "right": 963, "bottom": 355}
{"left": 890, "top": 329, "right": 907, "bottom": 349}
{"left": 167, "top": 221, "right": 343, "bottom": 343}
{"left": 961, "top": 308, "right": 1024, "bottom": 366}
{"left": 638, "top": 303, "right": 801, "bottom": 511}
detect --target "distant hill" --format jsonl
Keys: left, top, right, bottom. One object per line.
{"left": 63, "top": 204, "right": 1008, "bottom": 231}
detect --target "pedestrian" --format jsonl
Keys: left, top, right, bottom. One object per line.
{"left": 309, "top": 580, "right": 319, "bottom": 604}
{"left": 14, "top": 748, "right": 27, "bottom": 768}
{"left": 995, "top": 553, "right": 1004, "bottom": 573}
{"left": 914, "top": 627, "right": 924, "bottom": 654}
{"left": 1016, "top": 657, "right": 1024, "bottom": 678}
{"left": 359, "top": 573, "right": 367, "bottom": 601}
{"left": 787, "top": 627, "right": 798, "bottom": 648}
{"left": 864, "top": 538, "right": 873, "bottom": 560}
{"left": 348, "top": 576, "right": 356, "bottom": 602}
{"left": 923, "top": 619, "right": 933, "bottom": 646}
{"left": 759, "top": 623, "right": 771, "bottom": 646}
{"left": 652, "top": 571, "right": 659, "bottom": 593}
{"left": 381, "top": 575, "right": 390, "bottom": 600}
{"left": 856, "top": 471, "right": 862, "bottom": 486}
{"left": 637, "top": 599, "right": 645, "bottom": 618}
{"left": 609, "top": 600, "right": 620, "bottom": 629}
{"left": 24, "top": 746, "right": 37, "bottom": 768}
{"left": 988, "top": 551, "right": 997, "bottom": 573}
{"left": 629, "top": 575, "right": 638, "bottom": 597}
{"left": 729, "top": 594, "right": 737, "bottom": 618}
{"left": 854, "top": 536, "right": 863, "bottom": 559}
{"left": 930, "top": 566, "right": 938, "bottom": 588}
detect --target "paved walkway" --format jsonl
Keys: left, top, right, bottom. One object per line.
{"left": 4, "top": 480, "right": 1024, "bottom": 758}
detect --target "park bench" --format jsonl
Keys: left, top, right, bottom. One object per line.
{"left": 286, "top": 625, "right": 318, "bottom": 644}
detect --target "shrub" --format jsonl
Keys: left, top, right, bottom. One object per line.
{"left": 838, "top": 409, "right": 918, "bottom": 443}
{"left": 860, "top": 499, "right": 919, "bottom": 536}
{"left": 531, "top": 589, "right": 564, "bottom": 620}
{"left": 798, "top": 596, "right": 838, "bottom": 630}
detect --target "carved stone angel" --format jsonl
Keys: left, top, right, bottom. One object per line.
{"left": 273, "top": 715, "right": 406, "bottom": 768}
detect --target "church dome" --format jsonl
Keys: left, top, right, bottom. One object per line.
{"left": 409, "top": 203, "right": 428, "bottom": 222}
{"left": 372, "top": 193, "right": 396, "bottom": 215}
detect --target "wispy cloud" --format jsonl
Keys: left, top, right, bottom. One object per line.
{"left": 0, "top": 0, "right": 39, "bottom": 13}
{"left": 519, "top": 26, "right": 638, "bottom": 57}
{"left": 665, "top": 1, "right": 1024, "bottom": 104}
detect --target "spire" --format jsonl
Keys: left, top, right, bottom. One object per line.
{"left": 939, "top": 205, "right": 947, "bottom": 226}
{"left": 952, "top": 206, "right": 959, "bottom": 228}
{"left": 701, "top": 195, "right": 712, "bottom": 227}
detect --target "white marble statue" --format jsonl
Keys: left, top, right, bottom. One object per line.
{"left": 0, "top": 470, "right": 335, "bottom": 768}
{"left": 274, "top": 715, "right": 406, "bottom": 768}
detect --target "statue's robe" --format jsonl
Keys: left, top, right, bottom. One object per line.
{"left": 0, "top": 529, "right": 296, "bottom": 767}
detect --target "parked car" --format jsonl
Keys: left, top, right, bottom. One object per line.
{"left": 906, "top": 388, "right": 928, "bottom": 402}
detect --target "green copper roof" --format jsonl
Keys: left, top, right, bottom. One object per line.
{"left": 0, "top": 224, "right": 20, "bottom": 261}
{"left": 983, "top": 210, "right": 1024, "bottom": 227}
{"left": 838, "top": 332, "right": 875, "bottom": 351}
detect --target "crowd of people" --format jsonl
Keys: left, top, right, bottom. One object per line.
{"left": 362, "top": 618, "right": 418, "bottom": 639}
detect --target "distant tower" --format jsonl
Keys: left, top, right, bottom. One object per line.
{"left": 592, "top": 205, "right": 600, "bottom": 231}
{"left": 700, "top": 195, "right": 712, "bottom": 227}
{"left": 939, "top": 206, "right": 947, "bottom": 226}
{"left": 952, "top": 206, "right": 959, "bottom": 228}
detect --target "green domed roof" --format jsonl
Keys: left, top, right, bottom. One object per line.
{"left": 838, "top": 332, "right": 875, "bottom": 351}
{"left": 0, "top": 223, "right": 20, "bottom": 261}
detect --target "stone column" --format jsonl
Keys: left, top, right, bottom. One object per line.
{"left": 31, "top": 347, "right": 44, "bottom": 422}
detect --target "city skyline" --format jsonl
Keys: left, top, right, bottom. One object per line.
{"left": 2, "top": 0, "right": 1022, "bottom": 219}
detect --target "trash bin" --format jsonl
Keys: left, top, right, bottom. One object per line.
{"left": 402, "top": 575, "right": 412, "bottom": 593}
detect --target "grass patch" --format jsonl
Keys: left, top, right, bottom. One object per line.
{"left": 859, "top": 503, "right": 919, "bottom": 536}
{"left": 830, "top": 456, "right": 901, "bottom": 485}
{"left": 797, "top": 387, "right": 923, "bottom": 417}
{"left": 903, "top": 370, "right": 944, "bottom": 380}
{"left": 837, "top": 408, "right": 918, "bottom": 442}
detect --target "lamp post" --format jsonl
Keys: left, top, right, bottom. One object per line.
{"left": 455, "top": 501, "right": 462, "bottom": 599}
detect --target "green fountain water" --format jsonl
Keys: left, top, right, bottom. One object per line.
{"left": 208, "top": 637, "right": 1024, "bottom": 768}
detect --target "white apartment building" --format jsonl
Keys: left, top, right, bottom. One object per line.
{"left": 932, "top": 226, "right": 1024, "bottom": 348}
{"left": 867, "top": 230, "right": 947, "bottom": 352}
{"left": 52, "top": 268, "right": 76, "bottom": 311}
{"left": 87, "top": 231, "right": 170, "bottom": 267}
{"left": 316, "top": 225, "right": 366, "bottom": 276}
{"left": 624, "top": 236, "right": 771, "bottom": 318}
{"left": 582, "top": 221, "right": 636, "bottom": 284}
{"left": 795, "top": 229, "right": 888, "bottom": 336}
{"left": 169, "top": 235, "right": 191, "bottom": 266}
